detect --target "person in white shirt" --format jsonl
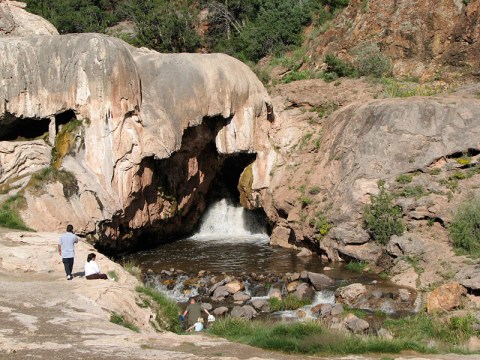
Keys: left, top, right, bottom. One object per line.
{"left": 84, "top": 253, "right": 108, "bottom": 280}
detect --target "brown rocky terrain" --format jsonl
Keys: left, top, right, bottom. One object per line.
{"left": 308, "top": 0, "right": 480, "bottom": 80}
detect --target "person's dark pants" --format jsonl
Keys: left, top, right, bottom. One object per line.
{"left": 86, "top": 273, "right": 108, "bottom": 280}
{"left": 62, "top": 257, "right": 74, "bottom": 277}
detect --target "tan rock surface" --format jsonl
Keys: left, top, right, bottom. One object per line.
{"left": 426, "top": 282, "right": 468, "bottom": 314}
{"left": 0, "top": 0, "right": 58, "bottom": 37}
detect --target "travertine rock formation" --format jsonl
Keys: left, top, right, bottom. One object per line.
{"left": 0, "top": 14, "right": 272, "bottom": 251}
{"left": 0, "top": 0, "right": 58, "bottom": 36}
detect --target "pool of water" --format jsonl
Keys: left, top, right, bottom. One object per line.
{"left": 124, "top": 234, "right": 384, "bottom": 286}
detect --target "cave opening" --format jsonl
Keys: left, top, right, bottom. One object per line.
{"left": 55, "top": 110, "right": 77, "bottom": 132}
{"left": 0, "top": 113, "right": 50, "bottom": 141}
{"left": 97, "top": 117, "right": 270, "bottom": 254}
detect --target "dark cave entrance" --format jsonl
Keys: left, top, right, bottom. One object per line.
{"left": 55, "top": 110, "right": 77, "bottom": 132}
{"left": 97, "top": 117, "right": 270, "bottom": 254}
{"left": 0, "top": 113, "right": 50, "bottom": 141}
{"left": 208, "top": 153, "right": 256, "bottom": 203}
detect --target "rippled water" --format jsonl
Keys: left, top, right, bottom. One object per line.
{"left": 126, "top": 235, "right": 330, "bottom": 275}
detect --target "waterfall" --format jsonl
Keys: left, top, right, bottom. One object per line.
{"left": 191, "top": 199, "right": 268, "bottom": 240}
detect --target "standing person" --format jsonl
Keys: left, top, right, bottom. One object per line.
{"left": 183, "top": 297, "right": 210, "bottom": 329}
{"left": 58, "top": 224, "right": 78, "bottom": 280}
{"left": 84, "top": 253, "right": 108, "bottom": 280}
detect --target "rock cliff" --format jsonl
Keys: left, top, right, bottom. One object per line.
{"left": 0, "top": 6, "right": 273, "bottom": 252}
{"left": 310, "top": 0, "right": 480, "bottom": 79}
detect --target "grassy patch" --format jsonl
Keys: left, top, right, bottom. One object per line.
{"left": 395, "top": 174, "right": 413, "bottom": 184}
{"left": 345, "top": 261, "right": 369, "bottom": 273}
{"left": 450, "top": 196, "right": 480, "bottom": 256}
{"left": 136, "top": 286, "right": 182, "bottom": 333}
{"left": 308, "top": 186, "right": 321, "bottom": 195}
{"left": 0, "top": 194, "right": 32, "bottom": 230}
{"left": 28, "top": 167, "right": 79, "bottom": 199}
{"left": 385, "top": 314, "right": 478, "bottom": 348}
{"left": 122, "top": 259, "right": 142, "bottom": 280}
{"left": 269, "top": 294, "right": 312, "bottom": 312}
{"left": 107, "top": 270, "right": 118, "bottom": 281}
{"left": 110, "top": 311, "right": 140, "bottom": 332}
{"left": 382, "top": 78, "right": 444, "bottom": 98}
{"left": 397, "top": 185, "right": 428, "bottom": 199}
{"left": 210, "top": 318, "right": 429, "bottom": 354}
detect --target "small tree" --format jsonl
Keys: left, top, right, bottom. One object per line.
{"left": 363, "top": 180, "right": 404, "bottom": 244}
{"left": 450, "top": 197, "right": 480, "bottom": 256}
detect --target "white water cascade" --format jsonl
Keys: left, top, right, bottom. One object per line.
{"left": 191, "top": 199, "right": 268, "bottom": 240}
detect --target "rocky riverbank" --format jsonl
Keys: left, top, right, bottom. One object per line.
{"left": 1, "top": 229, "right": 480, "bottom": 359}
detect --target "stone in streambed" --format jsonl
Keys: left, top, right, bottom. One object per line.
{"left": 330, "top": 304, "right": 344, "bottom": 316}
{"left": 226, "top": 280, "right": 244, "bottom": 294}
{"left": 426, "top": 282, "right": 467, "bottom": 313}
{"left": 335, "top": 283, "right": 367, "bottom": 306}
{"left": 268, "top": 288, "right": 282, "bottom": 300}
{"left": 286, "top": 281, "right": 298, "bottom": 293}
{"left": 251, "top": 299, "right": 269, "bottom": 312}
{"left": 307, "top": 272, "right": 334, "bottom": 290}
{"left": 293, "top": 283, "right": 314, "bottom": 301}
{"left": 201, "top": 303, "right": 212, "bottom": 311}
{"left": 212, "top": 285, "right": 229, "bottom": 301}
{"left": 344, "top": 313, "right": 369, "bottom": 333}
{"left": 233, "top": 291, "right": 251, "bottom": 302}
{"left": 213, "top": 307, "right": 229, "bottom": 316}
{"left": 230, "top": 305, "right": 257, "bottom": 320}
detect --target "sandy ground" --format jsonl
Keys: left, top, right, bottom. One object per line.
{"left": 0, "top": 229, "right": 479, "bottom": 360}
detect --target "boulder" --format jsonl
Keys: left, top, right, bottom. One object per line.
{"left": 387, "top": 233, "right": 426, "bottom": 258}
{"left": 328, "top": 223, "right": 370, "bottom": 245}
{"left": 286, "top": 281, "right": 298, "bottom": 293}
{"left": 344, "top": 313, "right": 370, "bottom": 333}
{"left": 335, "top": 284, "right": 367, "bottom": 306}
{"left": 201, "top": 303, "right": 212, "bottom": 311}
{"left": 270, "top": 226, "right": 294, "bottom": 248}
{"left": 330, "top": 304, "right": 344, "bottom": 316}
{"left": 226, "top": 280, "right": 244, "bottom": 294}
{"left": 293, "top": 283, "right": 314, "bottom": 301}
{"left": 426, "top": 282, "right": 467, "bottom": 313}
{"left": 233, "top": 291, "right": 251, "bottom": 302}
{"left": 289, "top": 272, "right": 300, "bottom": 281}
{"left": 230, "top": 305, "right": 257, "bottom": 320}
{"left": 268, "top": 288, "right": 282, "bottom": 300}
{"left": 307, "top": 272, "right": 334, "bottom": 290}
{"left": 251, "top": 299, "right": 269, "bottom": 312}
{"left": 213, "top": 307, "right": 229, "bottom": 316}
{"left": 297, "top": 248, "right": 313, "bottom": 257}
{"left": 212, "top": 285, "right": 229, "bottom": 302}
{"left": 456, "top": 265, "right": 480, "bottom": 291}
{"left": 398, "top": 289, "right": 411, "bottom": 302}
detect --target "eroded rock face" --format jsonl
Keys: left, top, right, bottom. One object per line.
{"left": 0, "top": 1, "right": 58, "bottom": 37}
{"left": 311, "top": 0, "right": 480, "bottom": 78}
{"left": 0, "top": 3, "right": 273, "bottom": 252}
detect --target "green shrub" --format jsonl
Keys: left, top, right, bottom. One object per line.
{"left": 28, "top": 167, "right": 79, "bottom": 199}
{"left": 136, "top": 286, "right": 182, "bottom": 333}
{"left": 397, "top": 185, "right": 427, "bottom": 199}
{"left": 323, "top": 53, "right": 357, "bottom": 80}
{"left": 395, "top": 174, "right": 413, "bottom": 184}
{"left": 268, "top": 297, "right": 284, "bottom": 312}
{"left": 110, "top": 312, "right": 140, "bottom": 332}
{"left": 310, "top": 212, "right": 332, "bottom": 240}
{"left": 0, "top": 194, "right": 32, "bottom": 230}
{"left": 354, "top": 43, "right": 392, "bottom": 78}
{"left": 450, "top": 197, "right": 480, "bottom": 256}
{"left": 308, "top": 186, "right": 321, "bottom": 195}
{"left": 363, "top": 181, "right": 404, "bottom": 245}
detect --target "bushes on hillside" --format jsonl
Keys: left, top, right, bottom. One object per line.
{"left": 363, "top": 181, "right": 404, "bottom": 245}
{"left": 450, "top": 197, "right": 480, "bottom": 256}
